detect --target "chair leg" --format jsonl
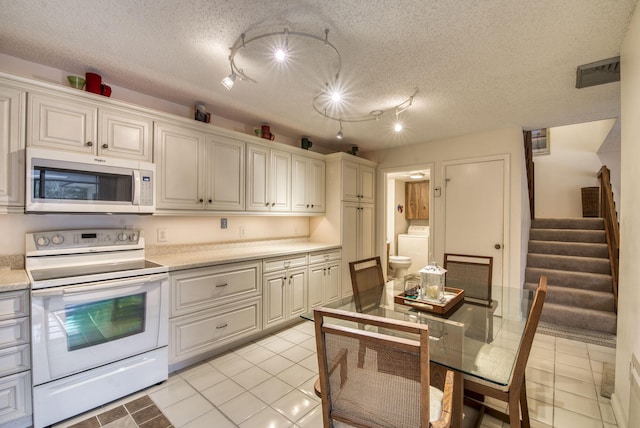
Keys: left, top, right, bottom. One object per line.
{"left": 508, "top": 393, "right": 521, "bottom": 428}
{"left": 520, "top": 381, "right": 531, "bottom": 428}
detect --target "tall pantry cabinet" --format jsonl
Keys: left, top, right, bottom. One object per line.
{"left": 322, "top": 153, "right": 376, "bottom": 297}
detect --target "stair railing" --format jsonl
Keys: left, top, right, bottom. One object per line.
{"left": 523, "top": 131, "right": 535, "bottom": 219}
{"left": 598, "top": 166, "right": 619, "bottom": 309}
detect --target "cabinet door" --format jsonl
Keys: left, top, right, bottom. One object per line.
{"left": 0, "top": 371, "right": 32, "bottom": 427}
{"left": 359, "top": 203, "right": 376, "bottom": 260}
{"left": 246, "top": 144, "right": 270, "bottom": 211}
{"left": 270, "top": 149, "right": 291, "bottom": 211}
{"left": 28, "top": 93, "right": 97, "bottom": 153}
{"left": 308, "top": 158, "right": 326, "bottom": 212}
{"left": 341, "top": 161, "right": 360, "bottom": 201}
{"left": 98, "top": 107, "right": 153, "bottom": 161}
{"left": 325, "top": 262, "right": 341, "bottom": 303}
{"left": 341, "top": 203, "right": 359, "bottom": 297}
{"left": 406, "top": 180, "right": 429, "bottom": 220}
{"left": 206, "top": 135, "right": 245, "bottom": 210}
{"left": 308, "top": 264, "right": 325, "bottom": 308}
{"left": 291, "top": 155, "right": 308, "bottom": 212}
{"left": 263, "top": 272, "right": 286, "bottom": 328}
{"left": 154, "top": 122, "right": 205, "bottom": 210}
{"left": 287, "top": 268, "right": 307, "bottom": 318}
{"left": 0, "top": 86, "right": 25, "bottom": 210}
{"left": 359, "top": 164, "right": 376, "bottom": 203}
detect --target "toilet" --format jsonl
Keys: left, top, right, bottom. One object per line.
{"left": 389, "top": 255, "right": 412, "bottom": 279}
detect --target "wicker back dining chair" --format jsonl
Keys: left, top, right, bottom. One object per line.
{"left": 349, "top": 256, "right": 386, "bottom": 313}
{"left": 463, "top": 275, "right": 548, "bottom": 428}
{"left": 314, "top": 307, "right": 454, "bottom": 428}
{"left": 443, "top": 253, "right": 493, "bottom": 304}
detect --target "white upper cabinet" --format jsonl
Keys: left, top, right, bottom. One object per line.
{"left": 0, "top": 84, "right": 26, "bottom": 212}
{"left": 154, "top": 122, "right": 206, "bottom": 210}
{"left": 246, "top": 143, "right": 291, "bottom": 212}
{"left": 341, "top": 160, "right": 375, "bottom": 203}
{"left": 292, "top": 154, "right": 325, "bottom": 213}
{"left": 28, "top": 92, "right": 153, "bottom": 161}
{"left": 205, "top": 134, "right": 245, "bottom": 211}
{"left": 155, "top": 122, "right": 245, "bottom": 212}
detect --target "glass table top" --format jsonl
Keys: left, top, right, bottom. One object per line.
{"left": 301, "top": 280, "right": 535, "bottom": 386}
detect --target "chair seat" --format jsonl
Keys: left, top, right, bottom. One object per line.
{"left": 333, "top": 369, "right": 445, "bottom": 426}
{"left": 464, "top": 342, "right": 516, "bottom": 392}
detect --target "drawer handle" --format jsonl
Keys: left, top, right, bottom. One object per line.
{"left": 216, "top": 283, "right": 228, "bottom": 288}
{"left": 216, "top": 323, "right": 228, "bottom": 329}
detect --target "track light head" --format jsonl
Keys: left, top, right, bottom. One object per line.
{"left": 221, "top": 73, "right": 236, "bottom": 90}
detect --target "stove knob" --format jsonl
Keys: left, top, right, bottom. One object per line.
{"left": 117, "top": 232, "right": 128, "bottom": 242}
{"left": 36, "top": 236, "right": 50, "bottom": 246}
{"left": 51, "top": 234, "right": 64, "bottom": 245}
{"left": 128, "top": 232, "right": 139, "bottom": 242}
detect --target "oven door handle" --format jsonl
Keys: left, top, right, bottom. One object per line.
{"left": 32, "top": 273, "right": 167, "bottom": 297}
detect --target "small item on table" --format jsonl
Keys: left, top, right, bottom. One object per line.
{"left": 419, "top": 262, "right": 447, "bottom": 302}
{"left": 403, "top": 274, "right": 420, "bottom": 298}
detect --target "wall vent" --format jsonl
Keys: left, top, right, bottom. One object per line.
{"left": 576, "top": 56, "right": 620, "bottom": 88}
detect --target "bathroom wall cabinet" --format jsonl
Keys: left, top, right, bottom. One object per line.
{"left": 405, "top": 180, "right": 429, "bottom": 220}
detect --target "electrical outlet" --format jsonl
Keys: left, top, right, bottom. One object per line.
{"left": 157, "top": 228, "right": 167, "bottom": 242}
{"left": 239, "top": 226, "right": 245, "bottom": 237}
{"left": 221, "top": 218, "right": 228, "bottom": 229}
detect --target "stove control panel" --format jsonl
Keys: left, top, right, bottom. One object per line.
{"left": 28, "top": 229, "right": 143, "bottom": 251}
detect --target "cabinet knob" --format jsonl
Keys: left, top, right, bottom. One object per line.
{"left": 271, "top": 202, "right": 275, "bottom": 207}
{"left": 86, "top": 141, "right": 93, "bottom": 147}
{"left": 208, "top": 199, "right": 212, "bottom": 203}
{"left": 311, "top": 204, "right": 314, "bottom": 208}
{"left": 265, "top": 202, "right": 270, "bottom": 207}
{"left": 199, "top": 198, "right": 204, "bottom": 203}
{"left": 306, "top": 204, "right": 310, "bottom": 208}
{"left": 102, "top": 143, "right": 108, "bottom": 149}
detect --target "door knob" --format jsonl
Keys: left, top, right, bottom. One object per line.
{"left": 495, "top": 244, "right": 502, "bottom": 249}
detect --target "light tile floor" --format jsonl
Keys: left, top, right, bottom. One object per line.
{"left": 56, "top": 322, "right": 617, "bottom": 428}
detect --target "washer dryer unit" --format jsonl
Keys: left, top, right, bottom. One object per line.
{"left": 398, "top": 225, "right": 430, "bottom": 274}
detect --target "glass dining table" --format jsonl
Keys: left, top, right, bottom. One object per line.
{"left": 301, "top": 280, "right": 535, "bottom": 428}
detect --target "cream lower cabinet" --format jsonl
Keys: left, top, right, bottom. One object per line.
{"left": 308, "top": 250, "right": 342, "bottom": 308}
{"left": 168, "top": 261, "right": 262, "bottom": 367}
{"left": 0, "top": 83, "right": 26, "bottom": 213}
{"left": 262, "top": 255, "right": 308, "bottom": 329}
{"left": 0, "top": 290, "right": 32, "bottom": 428}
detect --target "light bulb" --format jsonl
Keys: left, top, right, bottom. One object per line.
{"left": 336, "top": 129, "right": 344, "bottom": 139}
{"left": 221, "top": 73, "right": 236, "bottom": 90}
{"left": 394, "top": 122, "right": 403, "bottom": 132}
{"left": 275, "top": 48, "right": 288, "bottom": 62}
{"left": 331, "top": 91, "right": 342, "bottom": 103}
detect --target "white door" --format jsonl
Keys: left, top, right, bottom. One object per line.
{"left": 444, "top": 159, "right": 505, "bottom": 296}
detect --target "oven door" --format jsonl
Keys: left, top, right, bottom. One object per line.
{"left": 31, "top": 273, "right": 168, "bottom": 385}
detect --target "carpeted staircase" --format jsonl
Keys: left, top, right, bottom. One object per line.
{"left": 525, "top": 218, "right": 617, "bottom": 335}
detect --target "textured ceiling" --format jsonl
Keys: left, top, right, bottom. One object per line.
{"left": 0, "top": 0, "right": 637, "bottom": 152}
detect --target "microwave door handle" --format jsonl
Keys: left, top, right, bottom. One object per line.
{"left": 132, "top": 170, "right": 141, "bottom": 205}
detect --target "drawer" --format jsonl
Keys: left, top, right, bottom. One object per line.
{"left": 170, "top": 261, "right": 261, "bottom": 317}
{"left": 0, "top": 371, "right": 32, "bottom": 427}
{"left": 169, "top": 297, "right": 261, "bottom": 364}
{"left": 0, "top": 344, "right": 30, "bottom": 377}
{"left": 263, "top": 254, "right": 308, "bottom": 273}
{"left": 0, "top": 291, "right": 29, "bottom": 321}
{"left": 308, "top": 250, "right": 342, "bottom": 265}
{"left": 0, "top": 317, "right": 29, "bottom": 349}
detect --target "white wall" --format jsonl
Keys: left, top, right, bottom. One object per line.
{"left": 0, "top": 214, "right": 310, "bottom": 256}
{"left": 612, "top": 6, "right": 640, "bottom": 427}
{"left": 369, "top": 127, "right": 526, "bottom": 307}
{"left": 534, "top": 119, "right": 616, "bottom": 218}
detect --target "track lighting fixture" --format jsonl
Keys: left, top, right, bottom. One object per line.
{"left": 221, "top": 25, "right": 418, "bottom": 136}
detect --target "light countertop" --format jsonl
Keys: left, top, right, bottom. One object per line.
{"left": 146, "top": 240, "right": 341, "bottom": 272}
{"left": 0, "top": 268, "right": 30, "bottom": 292}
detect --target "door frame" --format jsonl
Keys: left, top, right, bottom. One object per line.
{"left": 377, "top": 162, "right": 435, "bottom": 279}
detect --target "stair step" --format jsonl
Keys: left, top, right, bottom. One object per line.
{"left": 529, "top": 228, "right": 606, "bottom": 243}
{"left": 532, "top": 218, "right": 604, "bottom": 230}
{"left": 527, "top": 253, "right": 610, "bottom": 275}
{"left": 528, "top": 240, "right": 609, "bottom": 258}
{"left": 524, "top": 282, "right": 615, "bottom": 312}
{"left": 540, "top": 303, "right": 617, "bottom": 335}
{"left": 525, "top": 267, "right": 612, "bottom": 292}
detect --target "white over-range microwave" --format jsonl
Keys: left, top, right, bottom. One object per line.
{"left": 26, "top": 147, "right": 155, "bottom": 214}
